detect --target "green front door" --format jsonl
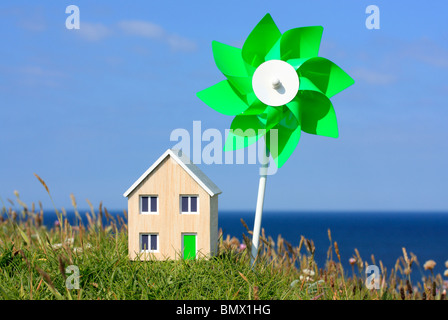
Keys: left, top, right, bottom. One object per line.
{"left": 183, "top": 234, "right": 196, "bottom": 260}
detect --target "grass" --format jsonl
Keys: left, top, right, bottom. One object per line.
{"left": 0, "top": 176, "right": 447, "bottom": 300}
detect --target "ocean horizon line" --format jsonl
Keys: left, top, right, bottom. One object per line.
{"left": 21, "top": 209, "right": 448, "bottom": 216}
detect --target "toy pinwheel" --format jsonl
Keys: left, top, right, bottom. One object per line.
{"left": 197, "top": 13, "right": 354, "bottom": 265}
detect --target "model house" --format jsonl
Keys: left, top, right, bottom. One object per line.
{"left": 123, "top": 148, "right": 221, "bottom": 260}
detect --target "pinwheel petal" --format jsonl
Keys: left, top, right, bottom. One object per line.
{"left": 212, "top": 41, "right": 249, "bottom": 78}
{"left": 285, "top": 98, "right": 300, "bottom": 122}
{"left": 242, "top": 13, "right": 282, "bottom": 68}
{"left": 264, "top": 38, "right": 281, "bottom": 61}
{"left": 241, "top": 95, "right": 268, "bottom": 115}
{"left": 297, "top": 76, "right": 322, "bottom": 93}
{"left": 285, "top": 58, "right": 310, "bottom": 70}
{"left": 266, "top": 109, "right": 301, "bottom": 168}
{"left": 280, "top": 26, "right": 323, "bottom": 60}
{"left": 298, "top": 57, "right": 355, "bottom": 98}
{"left": 212, "top": 41, "right": 253, "bottom": 94}
{"left": 297, "top": 90, "right": 339, "bottom": 138}
{"left": 197, "top": 80, "right": 249, "bottom": 116}
{"left": 224, "top": 114, "right": 265, "bottom": 151}
{"left": 258, "top": 105, "right": 284, "bottom": 130}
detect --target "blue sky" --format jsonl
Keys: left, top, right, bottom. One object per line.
{"left": 1, "top": 0, "right": 448, "bottom": 212}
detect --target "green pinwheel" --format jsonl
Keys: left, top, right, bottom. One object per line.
{"left": 197, "top": 13, "right": 354, "bottom": 266}
{"left": 197, "top": 13, "right": 354, "bottom": 168}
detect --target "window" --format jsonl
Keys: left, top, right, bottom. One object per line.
{"left": 140, "top": 196, "right": 158, "bottom": 214}
{"left": 140, "top": 234, "right": 158, "bottom": 252}
{"left": 180, "top": 196, "right": 198, "bottom": 214}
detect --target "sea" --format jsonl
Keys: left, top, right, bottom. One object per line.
{"left": 39, "top": 210, "right": 448, "bottom": 277}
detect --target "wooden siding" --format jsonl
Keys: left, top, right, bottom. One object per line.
{"left": 127, "top": 155, "right": 217, "bottom": 260}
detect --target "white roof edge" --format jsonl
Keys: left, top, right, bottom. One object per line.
{"left": 123, "top": 149, "right": 222, "bottom": 198}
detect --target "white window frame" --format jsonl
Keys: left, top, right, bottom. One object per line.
{"left": 140, "top": 233, "right": 159, "bottom": 253}
{"left": 180, "top": 195, "right": 199, "bottom": 214}
{"left": 140, "top": 195, "right": 159, "bottom": 215}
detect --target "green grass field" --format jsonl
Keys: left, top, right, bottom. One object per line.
{"left": 0, "top": 177, "right": 446, "bottom": 300}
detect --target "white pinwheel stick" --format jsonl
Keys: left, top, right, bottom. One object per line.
{"left": 250, "top": 148, "right": 270, "bottom": 267}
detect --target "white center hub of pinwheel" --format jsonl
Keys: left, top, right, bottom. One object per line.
{"left": 252, "top": 60, "right": 300, "bottom": 107}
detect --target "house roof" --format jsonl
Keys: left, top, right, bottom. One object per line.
{"left": 123, "top": 148, "right": 222, "bottom": 198}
